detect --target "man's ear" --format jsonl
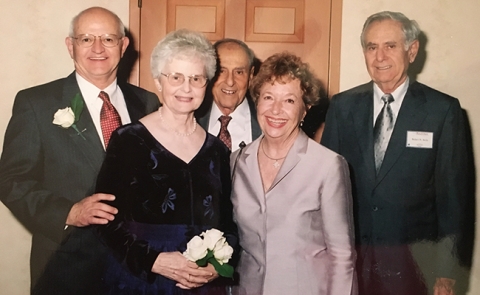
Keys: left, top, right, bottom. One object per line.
{"left": 408, "top": 39, "right": 419, "bottom": 63}
{"left": 120, "top": 36, "right": 130, "bottom": 57}
{"left": 65, "top": 37, "right": 74, "bottom": 59}
{"left": 248, "top": 66, "right": 254, "bottom": 85}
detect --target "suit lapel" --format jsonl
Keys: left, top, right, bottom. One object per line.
{"left": 247, "top": 98, "right": 262, "bottom": 140}
{"left": 120, "top": 83, "right": 152, "bottom": 122}
{"left": 351, "top": 84, "right": 377, "bottom": 183}
{"left": 375, "top": 82, "right": 428, "bottom": 183}
{"left": 268, "top": 131, "right": 306, "bottom": 193}
{"left": 196, "top": 107, "right": 211, "bottom": 130}
{"left": 62, "top": 73, "right": 105, "bottom": 171}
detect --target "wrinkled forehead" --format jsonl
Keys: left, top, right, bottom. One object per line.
{"left": 217, "top": 44, "right": 251, "bottom": 68}
{"left": 74, "top": 9, "right": 121, "bottom": 35}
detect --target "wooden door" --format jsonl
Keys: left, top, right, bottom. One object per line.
{"left": 128, "top": 0, "right": 342, "bottom": 98}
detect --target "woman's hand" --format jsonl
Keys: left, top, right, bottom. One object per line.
{"left": 176, "top": 263, "right": 219, "bottom": 289}
{"left": 151, "top": 252, "right": 217, "bottom": 289}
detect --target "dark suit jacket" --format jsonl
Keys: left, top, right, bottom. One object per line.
{"left": 0, "top": 72, "right": 160, "bottom": 294}
{"left": 196, "top": 94, "right": 262, "bottom": 147}
{"left": 321, "top": 81, "right": 469, "bottom": 293}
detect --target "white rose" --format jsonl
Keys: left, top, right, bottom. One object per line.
{"left": 213, "top": 240, "right": 233, "bottom": 264}
{"left": 201, "top": 228, "right": 224, "bottom": 250}
{"left": 53, "top": 107, "right": 75, "bottom": 128}
{"left": 183, "top": 235, "right": 208, "bottom": 261}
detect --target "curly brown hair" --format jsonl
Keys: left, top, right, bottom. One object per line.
{"left": 250, "top": 52, "right": 322, "bottom": 107}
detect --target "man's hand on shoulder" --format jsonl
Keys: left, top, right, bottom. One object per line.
{"left": 66, "top": 193, "right": 118, "bottom": 227}
{"left": 434, "top": 277, "right": 455, "bottom": 295}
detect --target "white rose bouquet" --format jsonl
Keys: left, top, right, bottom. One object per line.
{"left": 183, "top": 228, "right": 234, "bottom": 278}
{"left": 53, "top": 93, "right": 86, "bottom": 140}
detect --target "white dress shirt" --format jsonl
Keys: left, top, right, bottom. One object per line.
{"left": 76, "top": 73, "right": 131, "bottom": 150}
{"left": 373, "top": 77, "right": 409, "bottom": 127}
{"left": 207, "top": 98, "right": 253, "bottom": 151}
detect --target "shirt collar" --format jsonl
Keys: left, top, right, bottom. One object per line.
{"left": 76, "top": 73, "right": 118, "bottom": 103}
{"left": 373, "top": 77, "right": 409, "bottom": 105}
{"left": 209, "top": 97, "right": 250, "bottom": 130}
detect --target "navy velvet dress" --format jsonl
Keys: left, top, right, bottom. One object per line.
{"left": 95, "top": 122, "right": 237, "bottom": 295}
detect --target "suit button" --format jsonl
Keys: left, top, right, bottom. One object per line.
{"left": 361, "top": 235, "right": 369, "bottom": 241}
{"left": 372, "top": 206, "right": 378, "bottom": 211}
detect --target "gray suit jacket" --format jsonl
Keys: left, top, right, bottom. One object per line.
{"left": 0, "top": 72, "right": 160, "bottom": 294}
{"left": 231, "top": 131, "right": 356, "bottom": 295}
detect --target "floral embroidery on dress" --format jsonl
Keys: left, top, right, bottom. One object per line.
{"left": 209, "top": 160, "right": 215, "bottom": 175}
{"left": 162, "top": 188, "right": 176, "bottom": 213}
{"left": 203, "top": 195, "right": 214, "bottom": 219}
{"left": 149, "top": 151, "right": 158, "bottom": 169}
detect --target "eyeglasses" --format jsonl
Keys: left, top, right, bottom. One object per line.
{"left": 160, "top": 72, "right": 208, "bottom": 88}
{"left": 71, "top": 34, "right": 123, "bottom": 48}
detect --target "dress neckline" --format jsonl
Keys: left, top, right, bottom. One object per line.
{"left": 136, "top": 121, "right": 209, "bottom": 165}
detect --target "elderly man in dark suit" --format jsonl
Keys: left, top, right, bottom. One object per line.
{"left": 196, "top": 39, "right": 261, "bottom": 151}
{"left": 321, "top": 11, "right": 469, "bottom": 295}
{"left": 0, "top": 7, "right": 159, "bottom": 295}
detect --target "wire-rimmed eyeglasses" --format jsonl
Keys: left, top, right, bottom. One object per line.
{"left": 71, "top": 34, "right": 123, "bottom": 48}
{"left": 160, "top": 72, "right": 208, "bottom": 88}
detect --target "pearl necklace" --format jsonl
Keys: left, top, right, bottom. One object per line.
{"left": 158, "top": 108, "right": 197, "bottom": 137}
{"left": 261, "top": 139, "right": 286, "bottom": 169}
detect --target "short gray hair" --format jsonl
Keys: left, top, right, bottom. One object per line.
{"left": 69, "top": 7, "right": 125, "bottom": 37}
{"left": 150, "top": 29, "right": 217, "bottom": 79}
{"left": 361, "top": 11, "right": 421, "bottom": 50}
{"left": 214, "top": 38, "right": 255, "bottom": 69}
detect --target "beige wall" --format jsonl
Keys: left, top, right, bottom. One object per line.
{"left": 0, "top": 0, "right": 479, "bottom": 294}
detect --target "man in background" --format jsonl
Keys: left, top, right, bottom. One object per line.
{"left": 322, "top": 11, "right": 469, "bottom": 295}
{"left": 0, "top": 7, "right": 159, "bottom": 294}
{"left": 197, "top": 38, "right": 261, "bottom": 151}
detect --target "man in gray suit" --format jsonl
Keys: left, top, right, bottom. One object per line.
{"left": 0, "top": 7, "right": 159, "bottom": 294}
{"left": 196, "top": 39, "right": 261, "bottom": 151}
{"left": 321, "top": 11, "right": 469, "bottom": 295}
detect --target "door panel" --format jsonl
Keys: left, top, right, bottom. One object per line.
{"left": 129, "top": 0, "right": 342, "bottom": 98}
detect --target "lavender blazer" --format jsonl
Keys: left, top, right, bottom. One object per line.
{"left": 230, "top": 131, "right": 357, "bottom": 295}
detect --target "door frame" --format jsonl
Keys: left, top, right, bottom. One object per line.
{"left": 127, "top": 0, "right": 343, "bottom": 97}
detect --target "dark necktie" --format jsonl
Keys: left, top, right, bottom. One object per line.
{"left": 218, "top": 115, "right": 232, "bottom": 150}
{"left": 99, "top": 91, "right": 121, "bottom": 147}
{"left": 373, "top": 93, "right": 395, "bottom": 173}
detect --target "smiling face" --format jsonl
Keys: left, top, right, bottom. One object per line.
{"left": 256, "top": 78, "right": 306, "bottom": 141}
{"left": 65, "top": 8, "right": 129, "bottom": 89}
{"left": 363, "top": 19, "right": 418, "bottom": 93}
{"left": 212, "top": 43, "right": 254, "bottom": 115}
{"left": 155, "top": 56, "right": 207, "bottom": 115}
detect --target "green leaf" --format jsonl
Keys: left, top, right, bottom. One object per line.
{"left": 209, "top": 257, "right": 234, "bottom": 279}
{"left": 195, "top": 250, "right": 214, "bottom": 267}
{"left": 71, "top": 93, "right": 84, "bottom": 123}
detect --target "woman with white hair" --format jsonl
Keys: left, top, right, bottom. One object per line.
{"left": 95, "top": 29, "right": 237, "bottom": 295}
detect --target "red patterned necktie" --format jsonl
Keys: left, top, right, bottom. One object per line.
{"left": 99, "top": 91, "right": 121, "bottom": 147}
{"left": 218, "top": 115, "right": 232, "bottom": 150}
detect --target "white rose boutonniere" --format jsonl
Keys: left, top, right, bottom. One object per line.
{"left": 183, "top": 228, "right": 234, "bottom": 278}
{"left": 53, "top": 107, "right": 75, "bottom": 128}
{"left": 53, "top": 93, "right": 86, "bottom": 140}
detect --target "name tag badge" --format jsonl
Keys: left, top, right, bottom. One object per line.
{"left": 406, "top": 131, "right": 433, "bottom": 148}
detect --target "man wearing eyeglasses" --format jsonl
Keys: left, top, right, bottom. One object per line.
{"left": 196, "top": 39, "right": 262, "bottom": 151}
{"left": 0, "top": 6, "right": 159, "bottom": 295}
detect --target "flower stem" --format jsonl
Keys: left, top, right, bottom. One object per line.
{"left": 71, "top": 124, "right": 86, "bottom": 140}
